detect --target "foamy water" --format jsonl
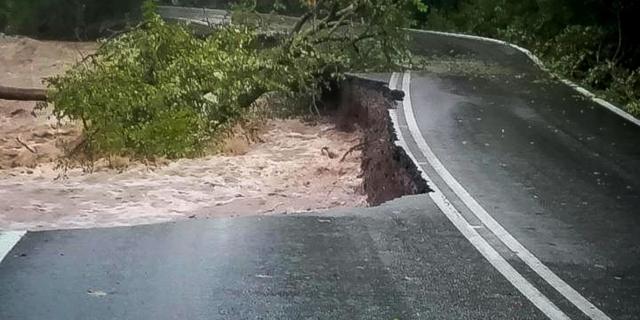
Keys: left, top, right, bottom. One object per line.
{"left": 0, "top": 120, "right": 366, "bottom": 231}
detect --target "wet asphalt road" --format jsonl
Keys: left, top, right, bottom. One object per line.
{"left": 0, "top": 198, "right": 544, "bottom": 320}
{"left": 2, "top": 14, "right": 640, "bottom": 320}
{"left": 401, "top": 32, "right": 640, "bottom": 319}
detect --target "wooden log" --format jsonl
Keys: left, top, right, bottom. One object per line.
{"left": 0, "top": 85, "right": 47, "bottom": 101}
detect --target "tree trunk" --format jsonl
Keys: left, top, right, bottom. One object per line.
{"left": 0, "top": 86, "right": 47, "bottom": 101}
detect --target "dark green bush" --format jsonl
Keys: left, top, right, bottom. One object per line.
{"left": 2, "top": 0, "right": 144, "bottom": 39}
{"left": 423, "top": 0, "right": 640, "bottom": 116}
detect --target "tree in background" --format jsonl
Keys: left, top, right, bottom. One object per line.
{"left": 0, "top": 1, "right": 9, "bottom": 31}
{"left": 425, "top": 0, "right": 640, "bottom": 115}
{"left": 1, "top": 0, "right": 145, "bottom": 39}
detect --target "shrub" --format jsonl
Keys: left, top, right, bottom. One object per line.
{"left": 45, "top": 0, "right": 422, "bottom": 159}
{"left": 424, "top": 0, "right": 640, "bottom": 117}
{"left": 3, "top": 0, "right": 144, "bottom": 39}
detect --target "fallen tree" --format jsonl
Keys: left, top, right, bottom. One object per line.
{"left": 0, "top": 86, "right": 46, "bottom": 101}
{"left": 17, "top": 0, "right": 425, "bottom": 159}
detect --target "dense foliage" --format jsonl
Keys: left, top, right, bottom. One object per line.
{"left": 0, "top": 0, "right": 145, "bottom": 39}
{"left": 422, "top": 0, "right": 640, "bottom": 116}
{"left": 44, "top": 0, "right": 423, "bottom": 159}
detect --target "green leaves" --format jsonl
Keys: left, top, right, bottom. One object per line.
{"left": 47, "top": 5, "right": 256, "bottom": 158}
{"left": 427, "top": 0, "right": 640, "bottom": 117}
{"left": 45, "top": 0, "right": 416, "bottom": 159}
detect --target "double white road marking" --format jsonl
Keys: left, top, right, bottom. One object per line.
{"left": 389, "top": 72, "right": 610, "bottom": 320}
{"left": 0, "top": 71, "right": 612, "bottom": 320}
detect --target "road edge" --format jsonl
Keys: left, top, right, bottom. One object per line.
{"left": 388, "top": 72, "right": 570, "bottom": 320}
{"left": 156, "top": 5, "right": 640, "bottom": 127}
{"left": 407, "top": 29, "right": 640, "bottom": 127}
{"left": 0, "top": 230, "right": 26, "bottom": 263}
{"left": 398, "top": 71, "right": 611, "bottom": 320}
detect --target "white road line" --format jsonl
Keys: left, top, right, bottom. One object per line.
{"left": 407, "top": 29, "right": 640, "bottom": 128}
{"left": 388, "top": 77, "right": 569, "bottom": 320}
{"left": 157, "top": 8, "right": 640, "bottom": 127}
{"left": 0, "top": 231, "right": 26, "bottom": 263}
{"left": 389, "top": 72, "right": 400, "bottom": 91}
{"left": 399, "top": 71, "right": 611, "bottom": 320}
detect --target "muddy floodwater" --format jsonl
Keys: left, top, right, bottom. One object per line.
{"left": 0, "top": 37, "right": 365, "bottom": 231}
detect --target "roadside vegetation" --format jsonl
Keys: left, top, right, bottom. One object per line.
{"left": 9, "top": 0, "right": 635, "bottom": 165}
{"left": 1, "top": 0, "right": 424, "bottom": 160}
{"left": 418, "top": 0, "right": 640, "bottom": 117}
{"left": 0, "top": 0, "right": 145, "bottom": 40}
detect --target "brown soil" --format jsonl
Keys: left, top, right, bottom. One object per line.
{"left": 338, "top": 77, "right": 430, "bottom": 205}
{"left": 0, "top": 36, "right": 366, "bottom": 231}
{"left": 0, "top": 118, "right": 365, "bottom": 231}
{"left": 0, "top": 36, "right": 95, "bottom": 170}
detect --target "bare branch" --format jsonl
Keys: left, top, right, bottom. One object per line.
{"left": 15, "top": 137, "right": 37, "bottom": 154}
{"left": 316, "top": 1, "right": 339, "bottom": 26}
{"left": 310, "top": 32, "right": 378, "bottom": 45}
{"left": 284, "top": 10, "right": 316, "bottom": 51}
{"left": 290, "top": 10, "right": 315, "bottom": 36}
{"left": 612, "top": 12, "right": 622, "bottom": 65}
{"left": 340, "top": 142, "right": 365, "bottom": 162}
{"left": 336, "top": 4, "right": 355, "bottom": 17}
{"left": 305, "top": 3, "right": 355, "bottom": 37}
{"left": 324, "top": 7, "right": 356, "bottom": 38}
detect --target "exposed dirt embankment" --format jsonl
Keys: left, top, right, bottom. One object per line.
{"left": 0, "top": 37, "right": 365, "bottom": 231}
{"left": 0, "top": 118, "right": 366, "bottom": 231}
{"left": 0, "top": 36, "right": 427, "bottom": 231}
{"left": 337, "top": 76, "right": 430, "bottom": 205}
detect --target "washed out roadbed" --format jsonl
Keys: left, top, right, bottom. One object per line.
{"left": 0, "top": 36, "right": 425, "bottom": 231}
{"left": 0, "top": 118, "right": 366, "bottom": 231}
{"left": 0, "top": 36, "right": 370, "bottom": 231}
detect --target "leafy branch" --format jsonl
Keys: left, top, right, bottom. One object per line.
{"left": 44, "top": 0, "right": 421, "bottom": 159}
